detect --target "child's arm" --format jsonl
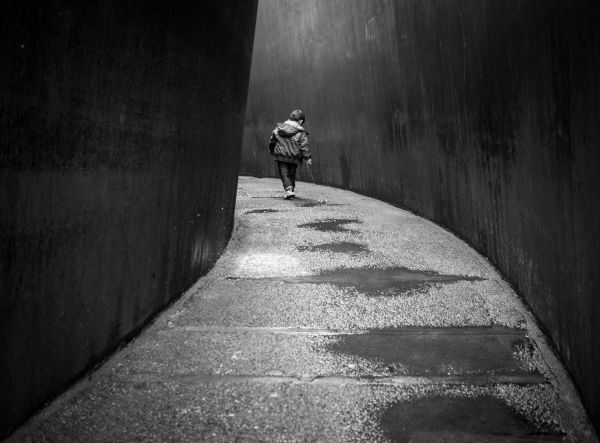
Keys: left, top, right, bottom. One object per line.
{"left": 297, "top": 132, "right": 311, "bottom": 161}
{"left": 268, "top": 131, "right": 277, "bottom": 153}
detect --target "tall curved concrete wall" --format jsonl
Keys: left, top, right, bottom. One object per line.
{"left": 241, "top": 0, "right": 600, "bottom": 430}
{"left": 0, "top": 0, "right": 257, "bottom": 436}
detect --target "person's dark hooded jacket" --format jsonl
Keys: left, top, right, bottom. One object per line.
{"left": 268, "top": 119, "right": 311, "bottom": 165}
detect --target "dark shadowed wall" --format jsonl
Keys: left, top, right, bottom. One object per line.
{"left": 0, "top": 0, "right": 257, "bottom": 436}
{"left": 241, "top": 0, "right": 600, "bottom": 430}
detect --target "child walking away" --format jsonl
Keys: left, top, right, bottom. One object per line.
{"left": 268, "top": 110, "right": 312, "bottom": 199}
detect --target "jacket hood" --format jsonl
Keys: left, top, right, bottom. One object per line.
{"left": 276, "top": 120, "right": 307, "bottom": 137}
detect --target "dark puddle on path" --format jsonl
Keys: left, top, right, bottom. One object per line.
{"left": 256, "top": 267, "right": 483, "bottom": 294}
{"left": 292, "top": 197, "right": 341, "bottom": 207}
{"left": 245, "top": 209, "right": 279, "bottom": 214}
{"left": 298, "top": 218, "right": 361, "bottom": 232}
{"left": 380, "top": 395, "right": 562, "bottom": 442}
{"left": 325, "top": 327, "right": 538, "bottom": 376}
{"left": 249, "top": 196, "right": 340, "bottom": 207}
{"left": 297, "top": 242, "right": 369, "bottom": 254}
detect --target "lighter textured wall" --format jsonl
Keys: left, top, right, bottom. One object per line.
{"left": 241, "top": 0, "right": 600, "bottom": 430}
{"left": 0, "top": 1, "right": 257, "bottom": 436}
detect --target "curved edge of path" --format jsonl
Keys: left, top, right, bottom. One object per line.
{"left": 10, "top": 176, "right": 596, "bottom": 442}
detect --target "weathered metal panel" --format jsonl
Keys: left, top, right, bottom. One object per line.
{"left": 242, "top": 0, "right": 600, "bottom": 430}
{"left": 0, "top": 0, "right": 258, "bottom": 436}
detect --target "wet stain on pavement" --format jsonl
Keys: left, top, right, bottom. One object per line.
{"left": 298, "top": 218, "right": 361, "bottom": 232}
{"left": 293, "top": 198, "right": 339, "bottom": 207}
{"left": 379, "top": 395, "right": 563, "bottom": 442}
{"left": 297, "top": 242, "right": 369, "bottom": 254}
{"left": 245, "top": 267, "right": 483, "bottom": 294}
{"left": 245, "top": 209, "right": 279, "bottom": 214}
{"left": 325, "top": 327, "right": 539, "bottom": 376}
{"left": 379, "top": 396, "right": 558, "bottom": 441}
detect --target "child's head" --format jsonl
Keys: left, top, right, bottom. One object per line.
{"left": 289, "top": 110, "right": 305, "bottom": 125}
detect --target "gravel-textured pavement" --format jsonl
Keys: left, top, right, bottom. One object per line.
{"left": 10, "top": 176, "right": 596, "bottom": 442}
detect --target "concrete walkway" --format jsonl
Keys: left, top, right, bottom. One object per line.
{"left": 11, "top": 177, "right": 595, "bottom": 442}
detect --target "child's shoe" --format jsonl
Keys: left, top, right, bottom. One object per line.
{"left": 284, "top": 188, "right": 295, "bottom": 199}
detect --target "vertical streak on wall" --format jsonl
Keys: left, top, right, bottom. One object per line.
{"left": 0, "top": 0, "right": 258, "bottom": 436}
{"left": 241, "top": 0, "right": 600, "bottom": 430}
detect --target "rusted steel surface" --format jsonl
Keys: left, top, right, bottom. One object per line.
{"left": 241, "top": 0, "right": 600, "bottom": 430}
{"left": 0, "top": 1, "right": 257, "bottom": 436}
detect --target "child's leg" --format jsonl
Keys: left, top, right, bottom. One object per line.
{"left": 289, "top": 163, "right": 298, "bottom": 189}
{"left": 277, "top": 161, "right": 293, "bottom": 190}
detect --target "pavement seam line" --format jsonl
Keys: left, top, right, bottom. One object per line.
{"left": 121, "top": 373, "right": 548, "bottom": 386}
{"left": 164, "top": 325, "right": 529, "bottom": 337}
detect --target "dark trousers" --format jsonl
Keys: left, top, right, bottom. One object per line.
{"left": 277, "top": 161, "right": 297, "bottom": 190}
